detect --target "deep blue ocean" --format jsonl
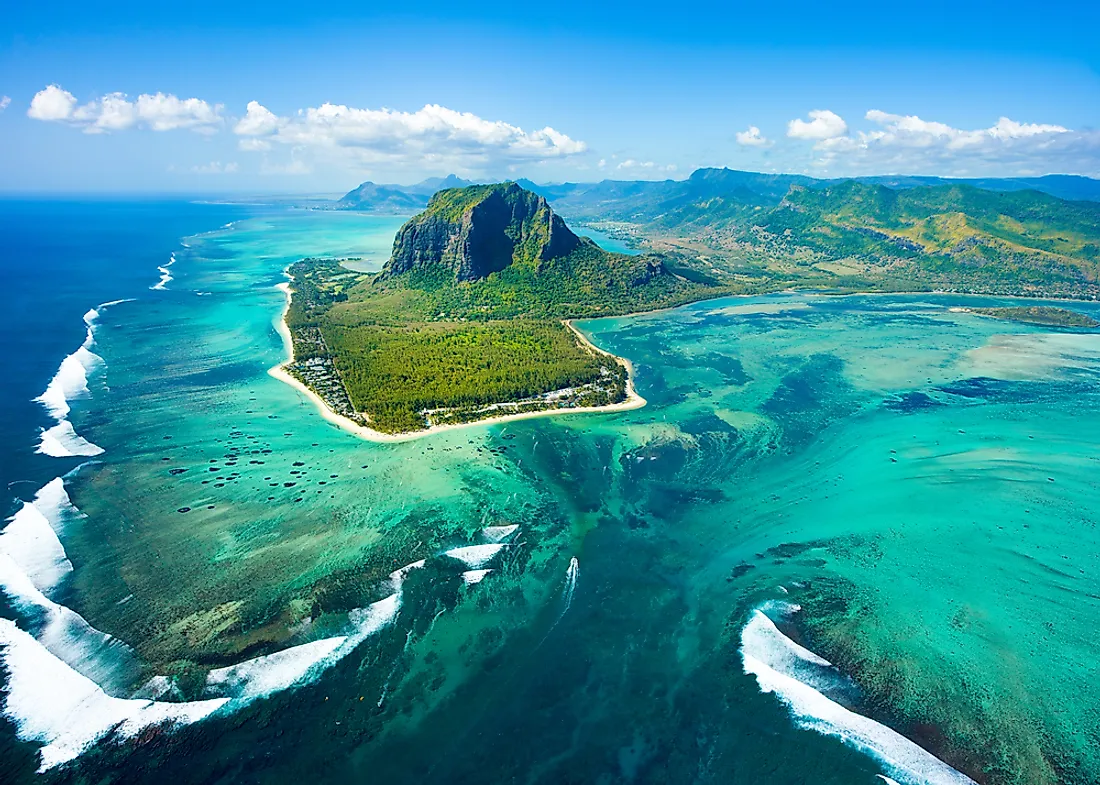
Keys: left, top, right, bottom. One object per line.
{"left": 0, "top": 200, "right": 250, "bottom": 507}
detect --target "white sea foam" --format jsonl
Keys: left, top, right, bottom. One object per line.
{"left": 741, "top": 608, "right": 976, "bottom": 785}
{"left": 462, "top": 569, "right": 492, "bottom": 585}
{"left": 33, "top": 303, "right": 116, "bottom": 456}
{"left": 346, "top": 592, "right": 402, "bottom": 645}
{"left": 150, "top": 253, "right": 175, "bottom": 290}
{"left": 0, "top": 554, "right": 140, "bottom": 693}
{"left": 0, "top": 618, "right": 228, "bottom": 771}
{"left": 206, "top": 636, "right": 348, "bottom": 701}
{"left": 206, "top": 592, "right": 402, "bottom": 702}
{"left": 37, "top": 420, "right": 104, "bottom": 458}
{"left": 35, "top": 345, "right": 102, "bottom": 420}
{"left": 482, "top": 524, "right": 519, "bottom": 542}
{"left": 444, "top": 544, "right": 504, "bottom": 568}
{"left": 0, "top": 480, "right": 74, "bottom": 594}
{"left": 388, "top": 559, "right": 425, "bottom": 589}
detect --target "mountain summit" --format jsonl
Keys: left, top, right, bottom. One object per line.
{"left": 383, "top": 182, "right": 583, "bottom": 282}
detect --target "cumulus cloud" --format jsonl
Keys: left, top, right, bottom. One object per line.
{"left": 807, "top": 109, "right": 1094, "bottom": 176}
{"left": 234, "top": 100, "right": 587, "bottom": 170}
{"left": 735, "top": 126, "right": 770, "bottom": 147}
{"left": 787, "top": 110, "right": 848, "bottom": 141}
{"left": 0, "top": 96, "right": 11, "bottom": 112}
{"left": 27, "top": 85, "right": 222, "bottom": 133}
{"left": 234, "top": 101, "right": 281, "bottom": 136}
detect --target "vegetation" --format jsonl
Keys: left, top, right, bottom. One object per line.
{"left": 542, "top": 174, "right": 1100, "bottom": 301}
{"left": 297, "top": 176, "right": 1100, "bottom": 433}
{"left": 966, "top": 306, "right": 1100, "bottom": 328}
{"left": 286, "top": 184, "right": 724, "bottom": 433}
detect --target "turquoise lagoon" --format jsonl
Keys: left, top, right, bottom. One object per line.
{"left": 1, "top": 205, "right": 1099, "bottom": 785}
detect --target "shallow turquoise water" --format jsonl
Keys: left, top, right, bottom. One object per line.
{"left": 2, "top": 207, "right": 1099, "bottom": 785}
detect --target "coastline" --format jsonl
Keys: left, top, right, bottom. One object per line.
{"left": 267, "top": 280, "right": 648, "bottom": 444}
{"left": 269, "top": 279, "right": 1099, "bottom": 445}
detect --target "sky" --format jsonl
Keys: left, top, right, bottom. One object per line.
{"left": 2, "top": 0, "right": 1100, "bottom": 193}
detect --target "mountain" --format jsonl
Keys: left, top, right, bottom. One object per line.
{"left": 524, "top": 168, "right": 1100, "bottom": 225}
{"left": 383, "top": 182, "right": 582, "bottom": 282}
{"left": 335, "top": 174, "right": 477, "bottom": 212}
{"left": 287, "top": 183, "right": 721, "bottom": 433}
{"left": 744, "top": 181, "right": 1100, "bottom": 296}
{"left": 334, "top": 168, "right": 1100, "bottom": 217}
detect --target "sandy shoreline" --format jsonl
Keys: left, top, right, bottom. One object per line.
{"left": 267, "top": 280, "right": 648, "bottom": 445}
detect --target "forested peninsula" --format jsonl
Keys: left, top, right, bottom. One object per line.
{"left": 278, "top": 182, "right": 723, "bottom": 435}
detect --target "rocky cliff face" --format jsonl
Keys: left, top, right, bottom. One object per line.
{"left": 383, "top": 182, "right": 582, "bottom": 282}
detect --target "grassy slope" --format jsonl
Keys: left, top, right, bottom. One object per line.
{"left": 594, "top": 180, "right": 1100, "bottom": 299}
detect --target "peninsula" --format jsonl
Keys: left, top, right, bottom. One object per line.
{"left": 276, "top": 182, "right": 722, "bottom": 436}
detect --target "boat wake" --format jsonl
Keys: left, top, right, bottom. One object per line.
{"left": 740, "top": 603, "right": 977, "bottom": 785}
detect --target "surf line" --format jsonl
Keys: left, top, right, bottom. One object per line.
{"left": 33, "top": 299, "right": 133, "bottom": 459}
{"left": 0, "top": 475, "right": 406, "bottom": 772}
{"left": 740, "top": 603, "right": 977, "bottom": 785}
{"left": 150, "top": 252, "right": 175, "bottom": 291}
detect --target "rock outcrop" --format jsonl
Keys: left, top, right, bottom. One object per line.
{"left": 383, "top": 182, "right": 583, "bottom": 282}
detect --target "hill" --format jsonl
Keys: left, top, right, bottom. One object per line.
{"left": 529, "top": 173, "right": 1100, "bottom": 299}
{"left": 749, "top": 181, "right": 1100, "bottom": 296}
{"left": 284, "top": 182, "right": 723, "bottom": 434}
{"left": 335, "top": 174, "right": 476, "bottom": 213}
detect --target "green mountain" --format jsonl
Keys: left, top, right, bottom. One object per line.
{"left": 526, "top": 168, "right": 1100, "bottom": 224}
{"left": 382, "top": 183, "right": 582, "bottom": 282}
{"left": 752, "top": 181, "right": 1100, "bottom": 296}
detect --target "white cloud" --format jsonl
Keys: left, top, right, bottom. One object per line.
{"left": 736, "top": 126, "right": 770, "bottom": 147}
{"left": 787, "top": 110, "right": 848, "bottom": 141}
{"left": 27, "top": 85, "right": 222, "bottom": 134}
{"left": 0, "top": 96, "right": 11, "bottom": 112}
{"left": 234, "top": 100, "right": 587, "bottom": 170}
{"left": 28, "top": 85, "right": 77, "bottom": 121}
{"left": 190, "top": 161, "right": 239, "bottom": 174}
{"left": 614, "top": 159, "right": 677, "bottom": 178}
{"left": 807, "top": 109, "right": 1092, "bottom": 176}
{"left": 234, "top": 101, "right": 281, "bottom": 136}
{"left": 862, "top": 110, "right": 1069, "bottom": 150}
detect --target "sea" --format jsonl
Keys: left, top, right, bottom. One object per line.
{"left": 0, "top": 199, "right": 1098, "bottom": 785}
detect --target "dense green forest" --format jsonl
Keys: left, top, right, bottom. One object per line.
{"left": 965, "top": 305, "right": 1100, "bottom": 328}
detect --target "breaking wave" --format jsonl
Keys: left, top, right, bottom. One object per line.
{"left": 37, "top": 420, "right": 105, "bottom": 458}
{"left": 0, "top": 619, "right": 228, "bottom": 772}
{"left": 482, "top": 524, "right": 519, "bottom": 542}
{"left": 740, "top": 604, "right": 976, "bottom": 785}
{"left": 0, "top": 478, "right": 406, "bottom": 771}
{"left": 462, "top": 569, "right": 492, "bottom": 585}
{"left": 444, "top": 544, "right": 504, "bottom": 568}
{"left": 33, "top": 301, "right": 131, "bottom": 457}
{"left": 150, "top": 252, "right": 175, "bottom": 291}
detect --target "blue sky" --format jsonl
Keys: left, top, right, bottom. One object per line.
{"left": 3, "top": 0, "right": 1099, "bottom": 193}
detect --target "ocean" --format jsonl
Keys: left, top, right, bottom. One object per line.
{"left": 1, "top": 200, "right": 1098, "bottom": 785}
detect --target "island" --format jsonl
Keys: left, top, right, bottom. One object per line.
{"left": 961, "top": 305, "right": 1100, "bottom": 328}
{"left": 274, "top": 182, "right": 725, "bottom": 437}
